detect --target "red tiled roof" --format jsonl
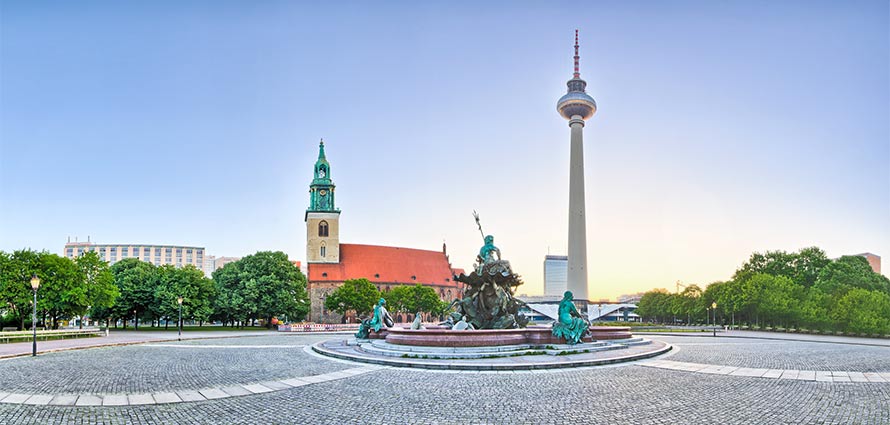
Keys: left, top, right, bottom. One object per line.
{"left": 308, "top": 244, "right": 460, "bottom": 287}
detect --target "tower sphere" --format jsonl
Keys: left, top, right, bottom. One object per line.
{"left": 557, "top": 90, "right": 597, "bottom": 121}
{"left": 557, "top": 29, "right": 596, "bottom": 121}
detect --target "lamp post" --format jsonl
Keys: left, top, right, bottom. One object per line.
{"left": 177, "top": 296, "right": 183, "bottom": 341}
{"left": 30, "top": 274, "right": 40, "bottom": 356}
{"left": 711, "top": 302, "right": 718, "bottom": 337}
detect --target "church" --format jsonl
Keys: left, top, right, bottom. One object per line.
{"left": 304, "top": 141, "right": 463, "bottom": 324}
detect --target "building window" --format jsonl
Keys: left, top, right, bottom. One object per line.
{"left": 411, "top": 275, "right": 417, "bottom": 280}
{"left": 318, "top": 221, "right": 329, "bottom": 237}
{"left": 374, "top": 273, "right": 380, "bottom": 278}
{"left": 320, "top": 244, "right": 326, "bottom": 258}
{"left": 322, "top": 272, "right": 328, "bottom": 278}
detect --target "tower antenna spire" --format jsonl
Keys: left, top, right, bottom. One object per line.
{"left": 573, "top": 29, "right": 580, "bottom": 79}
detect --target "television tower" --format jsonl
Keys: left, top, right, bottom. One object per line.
{"left": 556, "top": 30, "right": 596, "bottom": 304}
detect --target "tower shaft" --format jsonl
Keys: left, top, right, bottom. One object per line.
{"left": 567, "top": 117, "right": 588, "bottom": 302}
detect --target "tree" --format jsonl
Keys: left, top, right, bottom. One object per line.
{"left": 385, "top": 284, "right": 444, "bottom": 317}
{"left": 831, "top": 288, "right": 890, "bottom": 335}
{"left": 75, "top": 252, "right": 118, "bottom": 328}
{"left": 111, "top": 259, "right": 157, "bottom": 329}
{"left": 155, "top": 265, "right": 215, "bottom": 328}
{"left": 815, "top": 256, "right": 890, "bottom": 297}
{"left": 636, "top": 289, "right": 673, "bottom": 323}
{"left": 325, "top": 278, "right": 379, "bottom": 317}
{"left": 212, "top": 251, "right": 309, "bottom": 327}
{"left": 0, "top": 250, "right": 39, "bottom": 330}
{"left": 38, "top": 253, "right": 85, "bottom": 329}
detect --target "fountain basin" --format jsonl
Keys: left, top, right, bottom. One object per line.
{"left": 382, "top": 326, "right": 632, "bottom": 347}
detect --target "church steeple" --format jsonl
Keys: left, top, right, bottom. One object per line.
{"left": 308, "top": 139, "right": 338, "bottom": 214}
{"left": 305, "top": 139, "right": 341, "bottom": 264}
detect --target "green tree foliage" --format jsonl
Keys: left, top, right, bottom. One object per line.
{"left": 385, "top": 284, "right": 446, "bottom": 315}
{"left": 155, "top": 265, "right": 216, "bottom": 327}
{"left": 110, "top": 259, "right": 157, "bottom": 329}
{"left": 640, "top": 249, "right": 890, "bottom": 335}
{"left": 324, "top": 278, "right": 379, "bottom": 317}
{"left": 0, "top": 250, "right": 119, "bottom": 330}
{"left": 0, "top": 250, "right": 41, "bottom": 329}
{"left": 39, "top": 253, "right": 86, "bottom": 329}
{"left": 832, "top": 289, "right": 890, "bottom": 335}
{"left": 815, "top": 256, "right": 890, "bottom": 297}
{"left": 212, "top": 251, "right": 309, "bottom": 327}
{"left": 75, "top": 252, "right": 118, "bottom": 328}
{"left": 733, "top": 247, "right": 829, "bottom": 288}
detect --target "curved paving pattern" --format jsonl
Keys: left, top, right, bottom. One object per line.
{"left": 0, "top": 333, "right": 887, "bottom": 423}
{"left": 1, "top": 364, "right": 888, "bottom": 424}
{"left": 661, "top": 336, "right": 890, "bottom": 372}
{"left": 0, "top": 335, "right": 349, "bottom": 394}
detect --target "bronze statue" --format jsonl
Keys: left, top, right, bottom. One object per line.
{"left": 450, "top": 212, "right": 529, "bottom": 330}
{"left": 552, "top": 291, "right": 590, "bottom": 344}
{"left": 355, "top": 298, "right": 395, "bottom": 339}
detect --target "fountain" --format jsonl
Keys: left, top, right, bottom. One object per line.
{"left": 313, "top": 214, "right": 670, "bottom": 370}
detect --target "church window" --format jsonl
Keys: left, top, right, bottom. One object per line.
{"left": 318, "top": 221, "right": 329, "bottom": 237}
{"left": 320, "top": 243, "right": 326, "bottom": 258}
{"left": 411, "top": 275, "right": 417, "bottom": 280}
{"left": 374, "top": 273, "right": 380, "bottom": 278}
{"left": 322, "top": 272, "right": 328, "bottom": 278}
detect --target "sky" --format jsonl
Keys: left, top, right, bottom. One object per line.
{"left": 1, "top": 1, "right": 888, "bottom": 300}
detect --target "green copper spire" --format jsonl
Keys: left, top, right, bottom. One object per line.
{"left": 308, "top": 139, "right": 338, "bottom": 214}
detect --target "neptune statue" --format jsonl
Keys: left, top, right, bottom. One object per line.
{"left": 450, "top": 212, "right": 529, "bottom": 329}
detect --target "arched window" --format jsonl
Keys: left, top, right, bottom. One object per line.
{"left": 318, "top": 221, "right": 329, "bottom": 237}
{"left": 320, "top": 243, "right": 326, "bottom": 258}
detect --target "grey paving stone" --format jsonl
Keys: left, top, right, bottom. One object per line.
{"left": 175, "top": 390, "right": 206, "bottom": 402}
{"left": 102, "top": 395, "right": 128, "bottom": 406}
{"left": 279, "top": 377, "right": 311, "bottom": 387}
{"left": 128, "top": 393, "right": 156, "bottom": 405}
{"left": 242, "top": 383, "right": 274, "bottom": 394}
{"left": 198, "top": 388, "right": 229, "bottom": 400}
{"left": 259, "top": 381, "right": 292, "bottom": 391}
{"left": 0, "top": 393, "right": 30, "bottom": 404}
{"left": 47, "top": 395, "right": 78, "bottom": 406}
{"left": 22, "top": 394, "right": 53, "bottom": 405}
{"left": 152, "top": 392, "right": 182, "bottom": 404}
{"left": 220, "top": 386, "right": 251, "bottom": 397}
{"left": 74, "top": 395, "right": 102, "bottom": 406}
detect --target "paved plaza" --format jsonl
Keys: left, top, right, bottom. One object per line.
{"left": 0, "top": 332, "right": 887, "bottom": 424}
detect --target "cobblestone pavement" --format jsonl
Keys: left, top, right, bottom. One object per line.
{"left": 0, "top": 333, "right": 888, "bottom": 424}
{"left": 0, "top": 334, "right": 348, "bottom": 394}
{"left": 660, "top": 335, "right": 890, "bottom": 372}
{"left": 0, "top": 329, "right": 275, "bottom": 358}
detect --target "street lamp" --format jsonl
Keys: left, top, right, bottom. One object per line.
{"left": 711, "top": 302, "right": 718, "bottom": 337}
{"left": 177, "top": 296, "right": 183, "bottom": 341}
{"left": 30, "top": 274, "right": 40, "bottom": 356}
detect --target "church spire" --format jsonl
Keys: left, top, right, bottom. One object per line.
{"left": 318, "top": 139, "right": 326, "bottom": 160}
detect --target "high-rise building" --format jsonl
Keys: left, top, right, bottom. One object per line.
{"left": 557, "top": 30, "right": 596, "bottom": 304}
{"left": 64, "top": 240, "right": 204, "bottom": 268}
{"left": 543, "top": 255, "right": 568, "bottom": 296}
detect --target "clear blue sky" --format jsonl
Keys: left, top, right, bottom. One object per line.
{"left": 1, "top": 1, "right": 888, "bottom": 299}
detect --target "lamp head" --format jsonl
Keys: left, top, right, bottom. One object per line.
{"left": 177, "top": 297, "right": 184, "bottom": 305}
{"left": 711, "top": 302, "right": 717, "bottom": 309}
{"left": 30, "top": 274, "right": 40, "bottom": 290}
